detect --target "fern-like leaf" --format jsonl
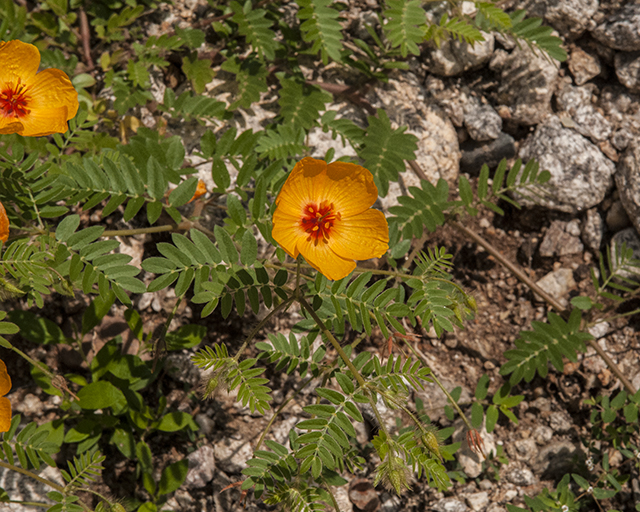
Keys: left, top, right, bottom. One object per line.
{"left": 278, "top": 77, "right": 332, "bottom": 130}
{"left": 297, "top": 0, "right": 344, "bottom": 64}
{"left": 61, "top": 451, "right": 106, "bottom": 491}
{"left": 509, "top": 10, "right": 567, "bottom": 62}
{"left": 256, "top": 125, "right": 307, "bottom": 160}
{"left": 231, "top": 0, "right": 280, "bottom": 60}
{"left": 359, "top": 109, "right": 418, "bottom": 197}
{"left": 383, "top": 0, "right": 427, "bottom": 58}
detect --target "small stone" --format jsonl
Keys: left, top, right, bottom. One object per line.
{"left": 512, "top": 438, "right": 538, "bottom": 462}
{"left": 533, "top": 425, "right": 554, "bottom": 445}
{"left": 213, "top": 437, "right": 253, "bottom": 473}
{"left": 535, "top": 268, "right": 576, "bottom": 307}
{"left": 549, "top": 411, "right": 573, "bottom": 433}
{"left": 504, "top": 465, "right": 536, "bottom": 486}
{"left": 432, "top": 497, "right": 469, "bottom": 512}
{"left": 496, "top": 45, "right": 559, "bottom": 125}
{"left": 348, "top": 478, "right": 379, "bottom": 511}
{"left": 184, "top": 445, "right": 215, "bottom": 489}
{"left": 592, "top": 4, "right": 640, "bottom": 52}
{"left": 539, "top": 220, "right": 584, "bottom": 258}
{"left": 478, "top": 479, "right": 493, "bottom": 491}
{"left": 532, "top": 441, "right": 580, "bottom": 479}
{"left": 460, "top": 132, "right": 516, "bottom": 174}
{"left": 426, "top": 33, "right": 495, "bottom": 77}
{"left": 195, "top": 414, "right": 215, "bottom": 436}
{"left": 464, "top": 104, "right": 503, "bottom": 141}
{"left": 465, "top": 492, "right": 489, "bottom": 511}
{"left": 568, "top": 47, "right": 601, "bottom": 85}
{"left": 615, "top": 51, "right": 640, "bottom": 93}
{"left": 533, "top": 0, "right": 598, "bottom": 39}
{"left": 606, "top": 200, "right": 631, "bottom": 231}
{"left": 582, "top": 209, "right": 604, "bottom": 252}
{"left": 616, "top": 141, "right": 640, "bottom": 235}
{"left": 13, "top": 393, "right": 43, "bottom": 416}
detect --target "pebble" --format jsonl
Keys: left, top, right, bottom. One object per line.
{"left": 213, "top": 437, "right": 253, "bottom": 473}
{"left": 184, "top": 445, "right": 216, "bottom": 489}
{"left": 533, "top": 425, "right": 554, "bottom": 445}
{"left": 432, "top": 497, "right": 469, "bottom": 512}
{"left": 535, "top": 268, "right": 576, "bottom": 307}
{"left": 504, "top": 465, "right": 536, "bottom": 486}
{"left": 465, "top": 492, "right": 489, "bottom": 511}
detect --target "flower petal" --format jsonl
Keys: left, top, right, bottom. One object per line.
{"left": 329, "top": 209, "right": 389, "bottom": 261}
{"left": 26, "top": 68, "right": 79, "bottom": 121}
{"left": 0, "top": 397, "right": 11, "bottom": 433}
{"left": 0, "top": 201, "right": 8, "bottom": 243}
{"left": 0, "top": 119, "right": 23, "bottom": 134}
{"left": 0, "top": 40, "right": 40, "bottom": 84}
{"left": 0, "top": 360, "right": 11, "bottom": 396}
{"left": 271, "top": 209, "right": 302, "bottom": 259}
{"left": 275, "top": 157, "right": 326, "bottom": 215}
{"left": 302, "top": 242, "right": 356, "bottom": 281}
{"left": 321, "top": 161, "right": 379, "bottom": 218}
{"left": 15, "top": 105, "right": 73, "bottom": 137}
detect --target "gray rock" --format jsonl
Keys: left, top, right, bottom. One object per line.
{"left": 539, "top": 220, "right": 584, "bottom": 257}
{"left": 518, "top": 116, "right": 615, "bottom": 213}
{"left": 615, "top": 51, "right": 640, "bottom": 93}
{"left": 464, "top": 104, "right": 502, "bottom": 141}
{"left": 185, "top": 445, "right": 216, "bottom": 489}
{"left": 606, "top": 200, "right": 631, "bottom": 231}
{"left": 535, "top": 268, "right": 576, "bottom": 307}
{"left": 548, "top": 410, "right": 573, "bottom": 433}
{"left": 568, "top": 47, "right": 602, "bottom": 85}
{"left": 521, "top": 0, "right": 598, "bottom": 39}
{"left": 532, "top": 440, "right": 581, "bottom": 479}
{"left": 503, "top": 465, "right": 537, "bottom": 486}
{"left": 533, "top": 425, "right": 554, "bottom": 445}
{"left": 460, "top": 132, "right": 516, "bottom": 174}
{"left": 213, "top": 437, "right": 254, "bottom": 473}
{"left": 494, "top": 44, "right": 559, "bottom": 125}
{"left": 432, "top": 497, "right": 469, "bottom": 512}
{"left": 426, "top": 33, "right": 495, "bottom": 77}
{"left": 372, "top": 76, "right": 460, "bottom": 190}
{"left": 511, "top": 438, "right": 538, "bottom": 462}
{"left": 616, "top": 141, "right": 640, "bottom": 235}
{"left": 465, "top": 492, "right": 489, "bottom": 512}
{"left": 195, "top": 413, "right": 216, "bottom": 436}
{"left": 556, "top": 85, "right": 612, "bottom": 142}
{"left": 582, "top": 209, "right": 604, "bottom": 252}
{"left": 592, "top": 4, "right": 640, "bottom": 52}
{"left": 610, "top": 228, "right": 640, "bottom": 280}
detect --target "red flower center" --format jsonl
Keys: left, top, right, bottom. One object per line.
{"left": 301, "top": 201, "right": 341, "bottom": 242}
{"left": 0, "top": 82, "right": 30, "bottom": 119}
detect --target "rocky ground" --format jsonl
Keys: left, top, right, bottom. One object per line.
{"left": 3, "top": 0, "right": 640, "bottom": 511}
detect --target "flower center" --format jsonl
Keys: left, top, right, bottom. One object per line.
{"left": 0, "top": 82, "right": 30, "bottom": 119}
{"left": 301, "top": 201, "right": 341, "bottom": 242}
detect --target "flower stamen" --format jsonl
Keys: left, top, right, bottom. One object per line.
{"left": 301, "top": 201, "right": 341, "bottom": 243}
{"left": 0, "top": 81, "right": 30, "bottom": 119}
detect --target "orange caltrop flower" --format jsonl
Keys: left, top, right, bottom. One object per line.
{"left": 188, "top": 179, "right": 208, "bottom": 203}
{"left": 0, "top": 201, "right": 8, "bottom": 243}
{"left": 0, "top": 359, "right": 11, "bottom": 432}
{"left": 0, "top": 40, "right": 79, "bottom": 137}
{"left": 272, "top": 157, "right": 389, "bottom": 281}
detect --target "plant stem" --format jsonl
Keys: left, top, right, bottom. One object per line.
{"left": 101, "top": 224, "right": 184, "bottom": 237}
{"left": 0, "top": 460, "right": 65, "bottom": 493}
{"left": 450, "top": 220, "right": 637, "bottom": 395}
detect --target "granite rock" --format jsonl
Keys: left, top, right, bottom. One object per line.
{"left": 539, "top": 220, "right": 584, "bottom": 257}
{"left": 426, "top": 33, "right": 495, "bottom": 77}
{"left": 568, "top": 47, "right": 602, "bottom": 85}
{"left": 592, "top": 4, "right": 640, "bottom": 52}
{"left": 464, "top": 103, "right": 503, "bottom": 141}
{"left": 518, "top": 116, "right": 615, "bottom": 213}
{"left": 616, "top": 141, "right": 640, "bottom": 235}
{"left": 582, "top": 208, "right": 604, "bottom": 252}
{"left": 615, "top": 51, "right": 640, "bottom": 93}
{"left": 521, "top": 0, "right": 598, "bottom": 39}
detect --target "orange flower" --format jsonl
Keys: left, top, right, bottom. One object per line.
{"left": 188, "top": 179, "right": 207, "bottom": 203}
{"left": 272, "top": 157, "right": 389, "bottom": 281}
{"left": 0, "top": 359, "right": 11, "bottom": 432}
{"left": 0, "top": 40, "right": 79, "bottom": 137}
{"left": 0, "top": 201, "right": 8, "bottom": 243}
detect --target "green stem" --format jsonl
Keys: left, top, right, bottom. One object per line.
{"left": 0, "top": 460, "right": 65, "bottom": 493}
{"left": 232, "top": 296, "right": 295, "bottom": 362}
{"left": 101, "top": 224, "right": 182, "bottom": 237}
{"left": 404, "top": 341, "right": 474, "bottom": 432}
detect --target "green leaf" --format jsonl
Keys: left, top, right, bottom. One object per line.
{"left": 8, "top": 311, "right": 67, "bottom": 345}
{"left": 383, "top": 0, "right": 427, "bottom": 57}
{"left": 570, "top": 296, "right": 593, "bottom": 311}
{"left": 157, "top": 412, "right": 197, "bottom": 432}
{"left": 241, "top": 230, "right": 258, "bottom": 266}
{"left": 77, "top": 381, "right": 126, "bottom": 410}
{"left": 182, "top": 55, "right": 215, "bottom": 94}
{"left": 169, "top": 177, "right": 199, "bottom": 207}
{"left": 165, "top": 324, "right": 207, "bottom": 351}
{"left": 297, "top": 0, "right": 344, "bottom": 64}
{"left": 158, "top": 459, "right": 189, "bottom": 495}
{"left": 231, "top": 1, "right": 279, "bottom": 60}
{"left": 214, "top": 225, "right": 239, "bottom": 264}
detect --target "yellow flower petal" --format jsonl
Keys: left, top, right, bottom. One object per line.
{"left": 0, "top": 40, "right": 40, "bottom": 84}
{"left": 0, "top": 201, "right": 8, "bottom": 243}
{"left": 0, "top": 119, "right": 24, "bottom": 134}
{"left": 14, "top": 106, "right": 72, "bottom": 137}
{"left": 329, "top": 209, "right": 389, "bottom": 261}
{"left": 26, "top": 68, "right": 79, "bottom": 120}
{"left": 0, "top": 397, "right": 11, "bottom": 433}
{"left": 0, "top": 40, "right": 79, "bottom": 137}
{"left": 301, "top": 238, "right": 357, "bottom": 281}
{"left": 322, "top": 161, "right": 380, "bottom": 217}
{"left": 271, "top": 209, "right": 302, "bottom": 259}
{"left": 0, "top": 360, "right": 11, "bottom": 396}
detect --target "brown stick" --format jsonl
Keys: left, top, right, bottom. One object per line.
{"left": 405, "top": 160, "right": 637, "bottom": 395}
{"left": 79, "top": 8, "right": 94, "bottom": 70}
